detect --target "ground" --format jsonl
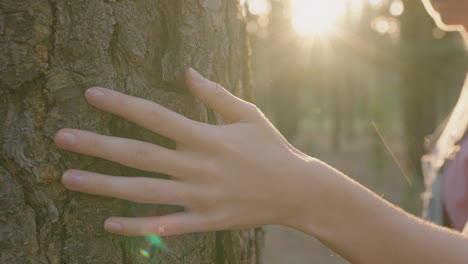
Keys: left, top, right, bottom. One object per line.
{"left": 262, "top": 118, "right": 422, "bottom": 263}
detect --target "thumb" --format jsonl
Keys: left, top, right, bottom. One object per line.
{"left": 185, "top": 68, "right": 258, "bottom": 123}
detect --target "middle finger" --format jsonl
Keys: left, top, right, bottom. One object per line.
{"left": 85, "top": 87, "right": 211, "bottom": 146}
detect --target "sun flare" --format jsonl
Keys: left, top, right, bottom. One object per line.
{"left": 291, "top": 0, "right": 346, "bottom": 36}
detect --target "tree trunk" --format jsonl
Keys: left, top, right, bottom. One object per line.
{"left": 0, "top": 0, "right": 263, "bottom": 263}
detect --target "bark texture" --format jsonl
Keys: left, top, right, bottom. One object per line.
{"left": 0, "top": 0, "right": 263, "bottom": 263}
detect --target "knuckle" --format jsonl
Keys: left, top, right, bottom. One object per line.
{"left": 213, "top": 83, "right": 226, "bottom": 95}
{"left": 112, "top": 92, "right": 130, "bottom": 111}
{"left": 130, "top": 145, "right": 153, "bottom": 169}
{"left": 95, "top": 175, "right": 113, "bottom": 192}
{"left": 219, "top": 140, "right": 238, "bottom": 154}
{"left": 188, "top": 121, "right": 207, "bottom": 141}
{"left": 207, "top": 129, "right": 224, "bottom": 145}
{"left": 180, "top": 189, "right": 198, "bottom": 206}
{"left": 146, "top": 221, "right": 163, "bottom": 235}
{"left": 147, "top": 103, "right": 165, "bottom": 126}
{"left": 196, "top": 160, "right": 222, "bottom": 178}
{"left": 194, "top": 185, "right": 230, "bottom": 214}
{"left": 117, "top": 92, "right": 132, "bottom": 106}
{"left": 244, "top": 103, "right": 261, "bottom": 117}
{"left": 208, "top": 211, "right": 231, "bottom": 230}
{"left": 184, "top": 192, "right": 208, "bottom": 211}
{"left": 91, "top": 174, "right": 104, "bottom": 187}
{"left": 136, "top": 177, "right": 156, "bottom": 203}
{"left": 211, "top": 83, "right": 229, "bottom": 101}
{"left": 212, "top": 133, "right": 240, "bottom": 155}
{"left": 82, "top": 133, "right": 100, "bottom": 153}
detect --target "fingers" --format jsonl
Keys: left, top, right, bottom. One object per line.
{"left": 62, "top": 170, "right": 195, "bottom": 206}
{"left": 185, "top": 68, "right": 260, "bottom": 123}
{"left": 85, "top": 87, "right": 210, "bottom": 144}
{"left": 104, "top": 212, "right": 208, "bottom": 236}
{"left": 55, "top": 129, "right": 193, "bottom": 177}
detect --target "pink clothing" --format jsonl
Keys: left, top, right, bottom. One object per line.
{"left": 443, "top": 135, "right": 468, "bottom": 231}
{"left": 423, "top": 74, "right": 468, "bottom": 230}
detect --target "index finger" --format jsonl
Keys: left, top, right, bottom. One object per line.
{"left": 85, "top": 87, "right": 210, "bottom": 145}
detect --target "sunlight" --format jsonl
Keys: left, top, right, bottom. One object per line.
{"left": 290, "top": 0, "right": 346, "bottom": 36}
{"left": 389, "top": 0, "right": 404, "bottom": 17}
{"left": 368, "top": 0, "right": 384, "bottom": 7}
{"left": 247, "top": 0, "right": 271, "bottom": 15}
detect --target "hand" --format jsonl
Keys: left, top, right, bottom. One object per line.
{"left": 55, "top": 68, "right": 311, "bottom": 237}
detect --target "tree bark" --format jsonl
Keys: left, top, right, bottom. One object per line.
{"left": 0, "top": 0, "right": 263, "bottom": 263}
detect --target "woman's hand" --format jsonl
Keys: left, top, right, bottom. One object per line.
{"left": 54, "top": 68, "right": 468, "bottom": 264}
{"left": 55, "top": 68, "right": 312, "bottom": 237}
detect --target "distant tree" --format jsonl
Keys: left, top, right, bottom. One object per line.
{"left": 267, "top": 0, "right": 304, "bottom": 141}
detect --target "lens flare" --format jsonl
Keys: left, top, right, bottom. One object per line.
{"left": 146, "top": 235, "right": 167, "bottom": 250}
{"left": 139, "top": 249, "right": 150, "bottom": 258}
{"left": 137, "top": 234, "right": 168, "bottom": 259}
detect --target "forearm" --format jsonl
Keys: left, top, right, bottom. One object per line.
{"left": 287, "top": 159, "right": 468, "bottom": 264}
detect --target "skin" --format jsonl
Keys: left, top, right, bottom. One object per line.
{"left": 423, "top": 0, "right": 468, "bottom": 44}
{"left": 55, "top": 2, "right": 468, "bottom": 263}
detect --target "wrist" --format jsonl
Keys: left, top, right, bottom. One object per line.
{"left": 278, "top": 157, "right": 339, "bottom": 235}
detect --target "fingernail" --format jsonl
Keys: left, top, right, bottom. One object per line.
{"left": 86, "top": 88, "right": 105, "bottom": 102}
{"left": 105, "top": 221, "right": 122, "bottom": 232}
{"left": 62, "top": 172, "right": 84, "bottom": 188}
{"left": 189, "top": 68, "right": 205, "bottom": 83}
{"left": 56, "top": 132, "right": 77, "bottom": 147}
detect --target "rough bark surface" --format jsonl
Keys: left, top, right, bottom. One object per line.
{"left": 0, "top": 0, "right": 262, "bottom": 263}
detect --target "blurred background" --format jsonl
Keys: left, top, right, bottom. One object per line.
{"left": 240, "top": 0, "right": 468, "bottom": 263}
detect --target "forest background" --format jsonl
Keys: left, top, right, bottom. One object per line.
{"left": 248, "top": 0, "right": 467, "bottom": 263}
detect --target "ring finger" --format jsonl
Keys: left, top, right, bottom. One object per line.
{"left": 62, "top": 170, "right": 196, "bottom": 206}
